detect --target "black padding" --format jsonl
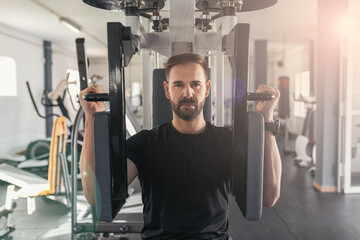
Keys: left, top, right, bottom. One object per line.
{"left": 93, "top": 112, "right": 126, "bottom": 222}
{"left": 152, "top": 68, "right": 211, "bottom": 127}
{"left": 246, "top": 111, "right": 264, "bottom": 221}
{"left": 153, "top": 69, "right": 172, "bottom": 127}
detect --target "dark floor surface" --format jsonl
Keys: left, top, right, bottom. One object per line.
{"left": 1, "top": 136, "right": 360, "bottom": 240}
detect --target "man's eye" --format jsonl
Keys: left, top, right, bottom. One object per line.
{"left": 174, "top": 84, "right": 183, "bottom": 87}
{"left": 192, "top": 83, "right": 200, "bottom": 87}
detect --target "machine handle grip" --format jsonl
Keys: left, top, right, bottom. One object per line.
{"left": 83, "top": 93, "right": 109, "bottom": 102}
{"left": 247, "top": 92, "right": 275, "bottom": 101}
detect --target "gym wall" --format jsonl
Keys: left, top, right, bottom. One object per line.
{"left": 0, "top": 23, "right": 77, "bottom": 155}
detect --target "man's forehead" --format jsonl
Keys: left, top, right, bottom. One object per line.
{"left": 168, "top": 63, "right": 206, "bottom": 80}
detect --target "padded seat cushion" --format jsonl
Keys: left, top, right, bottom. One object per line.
{"left": 0, "top": 163, "right": 48, "bottom": 187}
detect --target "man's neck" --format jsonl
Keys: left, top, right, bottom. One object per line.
{"left": 171, "top": 113, "right": 206, "bottom": 134}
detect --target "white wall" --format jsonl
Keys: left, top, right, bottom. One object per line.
{"left": 0, "top": 24, "right": 78, "bottom": 154}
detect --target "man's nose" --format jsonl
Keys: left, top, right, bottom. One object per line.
{"left": 183, "top": 85, "right": 194, "bottom": 98}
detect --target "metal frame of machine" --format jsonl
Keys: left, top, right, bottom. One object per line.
{"left": 71, "top": 0, "right": 278, "bottom": 238}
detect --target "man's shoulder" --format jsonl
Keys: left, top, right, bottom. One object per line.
{"left": 130, "top": 122, "right": 170, "bottom": 139}
{"left": 206, "top": 122, "right": 232, "bottom": 135}
{"left": 150, "top": 122, "right": 170, "bottom": 133}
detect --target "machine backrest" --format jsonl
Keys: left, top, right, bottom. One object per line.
{"left": 47, "top": 116, "right": 67, "bottom": 194}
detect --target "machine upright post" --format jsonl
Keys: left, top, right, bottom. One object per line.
{"left": 169, "top": 0, "right": 195, "bottom": 56}
{"left": 227, "top": 23, "right": 265, "bottom": 221}
{"left": 224, "top": 23, "right": 262, "bottom": 219}
{"left": 107, "top": 22, "right": 128, "bottom": 216}
{"left": 142, "top": 18, "right": 152, "bottom": 129}
{"left": 72, "top": 38, "right": 89, "bottom": 239}
{"left": 142, "top": 50, "right": 152, "bottom": 129}
{"left": 44, "top": 41, "right": 53, "bottom": 137}
{"left": 231, "top": 24, "right": 250, "bottom": 215}
{"left": 215, "top": 49, "right": 225, "bottom": 126}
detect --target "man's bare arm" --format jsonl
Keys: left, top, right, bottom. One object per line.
{"left": 127, "top": 159, "right": 139, "bottom": 185}
{"left": 80, "top": 119, "right": 138, "bottom": 205}
{"left": 262, "top": 132, "right": 282, "bottom": 207}
{"left": 80, "top": 117, "right": 96, "bottom": 206}
{"left": 256, "top": 85, "right": 282, "bottom": 207}
{"left": 79, "top": 85, "right": 138, "bottom": 206}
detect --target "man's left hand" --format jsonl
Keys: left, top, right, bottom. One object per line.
{"left": 255, "top": 85, "right": 280, "bottom": 122}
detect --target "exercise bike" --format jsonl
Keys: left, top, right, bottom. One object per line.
{"left": 293, "top": 94, "right": 316, "bottom": 175}
{"left": 19, "top": 74, "right": 102, "bottom": 175}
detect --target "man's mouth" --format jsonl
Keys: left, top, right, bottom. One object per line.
{"left": 180, "top": 103, "right": 196, "bottom": 107}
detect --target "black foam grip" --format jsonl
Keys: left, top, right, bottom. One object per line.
{"left": 93, "top": 112, "right": 126, "bottom": 222}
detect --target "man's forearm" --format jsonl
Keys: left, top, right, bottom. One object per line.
{"left": 80, "top": 116, "right": 96, "bottom": 206}
{"left": 263, "top": 132, "right": 282, "bottom": 207}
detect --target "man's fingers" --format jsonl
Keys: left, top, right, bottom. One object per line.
{"left": 257, "top": 84, "right": 274, "bottom": 93}
{"left": 87, "top": 84, "right": 104, "bottom": 93}
{"left": 80, "top": 84, "right": 104, "bottom": 98}
{"left": 256, "top": 85, "right": 280, "bottom": 99}
{"left": 92, "top": 84, "right": 104, "bottom": 92}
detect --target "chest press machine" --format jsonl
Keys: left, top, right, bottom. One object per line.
{"left": 72, "top": 0, "right": 277, "bottom": 238}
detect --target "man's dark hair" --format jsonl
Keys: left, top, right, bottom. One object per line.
{"left": 164, "top": 53, "right": 209, "bottom": 81}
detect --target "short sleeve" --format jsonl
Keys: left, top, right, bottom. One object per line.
{"left": 126, "top": 130, "right": 148, "bottom": 175}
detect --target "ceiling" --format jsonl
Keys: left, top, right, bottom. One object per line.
{"left": 0, "top": 0, "right": 317, "bottom": 58}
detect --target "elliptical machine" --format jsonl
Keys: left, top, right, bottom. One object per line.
{"left": 293, "top": 94, "right": 316, "bottom": 174}
{"left": 21, "top": 73, "right": 101, "bottom": 172}
{"left": 0, "top": 76, "right": 78, "bottom": 176}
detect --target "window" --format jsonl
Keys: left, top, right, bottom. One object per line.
{"left": 0, "top": 56, "right": 17, "bottom": 96}
{"left": 294, "top": 71, "right": 310, "bottom": 118}
{"left": 66, "top": 69, "right": 80, "bottom": 109}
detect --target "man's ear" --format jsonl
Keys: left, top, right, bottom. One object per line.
{"left": 205, "top": 80, "right": 211, "bottom": 98}
{"left": 163, "top": 81, "right": 170, "bottom": 99}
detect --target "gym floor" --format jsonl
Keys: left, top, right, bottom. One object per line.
{"left": 1, "top": 136, "right": 360, "bottom": 240}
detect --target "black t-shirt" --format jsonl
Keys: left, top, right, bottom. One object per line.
{"left": 126, "top": 121, "right": 232, "bottom": 240}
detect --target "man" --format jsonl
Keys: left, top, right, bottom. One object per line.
{"left": 80, "top": 53, "right": 282, "bottom": 240}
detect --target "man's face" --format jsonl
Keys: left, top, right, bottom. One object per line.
{"left": 164, "top": 62, "right": 211, "bottom": 121}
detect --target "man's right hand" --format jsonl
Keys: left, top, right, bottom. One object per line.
{"left": 79, "top": 85, "right": 107, "bottom": 117}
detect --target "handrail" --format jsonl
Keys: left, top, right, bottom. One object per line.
{"left": 26, "top": 81, "right": 60, "bottom": 119}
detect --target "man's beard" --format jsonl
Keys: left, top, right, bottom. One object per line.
{"left": 170, "top": 97, "right": 205, "bottom": 121}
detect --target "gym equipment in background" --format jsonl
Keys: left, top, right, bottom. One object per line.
{"left": 26, "top": 75, "right": 74, "bottom": 123}
{"left": 0, "top": 117, "right": 71, "bottom": 239}
{"left": 293, "top": 94, "right": 316, "bottom": 172}
{"left": 0, "top": 78, "right": 77, "bottom": 176}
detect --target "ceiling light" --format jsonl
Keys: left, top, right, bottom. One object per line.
{"left": 59, "top": 17, "right": 82, "bottom": 34}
